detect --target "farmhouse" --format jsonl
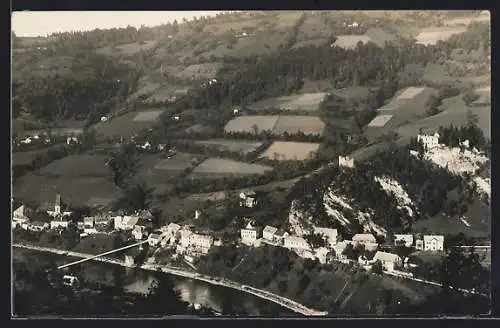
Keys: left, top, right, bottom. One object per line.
{"left": 284, "top": 235, "right": 311, "bottom": 251}
{"left": 423, "top": 235, "right": 445, "bottom": 252}
{"left": 394, "top": 234, "right": 414, "bottom": 248}
{"left": 240, "top": 222, "right": 262, "bottom": 246}
{"left": 417, "top": 133, "right": 440, "bottom": 149}
{"left": 373, "top": 251, "right": 402, "bottom": 272}
{"left": 262, "top": 225, "right": 279, "bottom": 241}
{"left": 313, "top": 227, "right": 338, "bottom": 247}
{"left": 148, "top": 233, "right": 163, "bottom": 247}
{"left": 338, "top": 156, "right": 355, "bottom": 168}
{"left": 46, "top": 194, "right": 73, "bottom": 218}
{"left": 114, "top": 215, "right": 139, "bottom": 231}
{"left": 239, "top": 190, "right": 258, "bottom": 208}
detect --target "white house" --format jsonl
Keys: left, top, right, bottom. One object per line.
{"left": 148, "top": 233, "right": 163, "bottom": 247}
{"left": 50, "top": 219, "right": 69, "bottom": 229}
{"left": 29, "top": 221, "right": 49, "bottom": 232}
{"left": 284, "top": 236, "right": 311, "bottom": 251}
{"left": 20, "top": 137, "right": 32, "bottom": 144}
{"left": 372, "top": 251, "right": 402, "bottom": 272}
{"left": 262, "top": 225, "right": 278, "bottom": 241}
{"left": 194, "top": 210, "right": 202, "bottom": 220}
{"left": 189, "top": 233, "right": 214, "bottom": 254}
{"left": 423, "top": 235, "right": 445, "bottom": 252}
{"left": 132, "top": 225, "right": 147, "bottom": 240}
{"left": 113, "top": 215, "right": 139, "bottom": 231}
{"left": 352, "top": 233, "right": 377, "bottom": 245}
{"left": 313, "top": 227, "right": 338, "bottom": 247}
{"left": 333, "top": 241, "right": 351, "bottom": 261}
{"left": 338, "top": 156, "right": 355, "bottom": 168}
{"left": 314, "top": 247, "right": 330, "bottom": 264}
{"left": 100, "top": 116, "right": 108, "bottom": 122}
{"left": 394, "top": 234, "right": 414, "bottom": 248}
{"left": 46, "top": 194, "right": 73, "bottom": 218}
{"left": 240, "top": 222, "right": 262, "bottom": 245}
{"left": 180, "top": 228, "right": 194, "bottom": 247}
{"left": 13, "top": 205, "right": 32, "bottom": 225}
{"left": 239, "top": 190, "right": 258, "bottom": 208}
{"left": 165, "top": 222, "right": 182, "bottom": 239}
{"left": 66, "top": 137, "right": 79, "bottom": 145}
{"left": 415, "top": 238, "right": 424, "bottom": 251}
{"left": 417, "top": 133, "right": 440, "bottom": 149}
{"left": 273, "top": 229, "right": 289, "bottom": 243}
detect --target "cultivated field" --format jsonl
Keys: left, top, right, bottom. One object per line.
{"left": 224, "top": 116, "right": 280, "bottom": 134}
{"left": 364, "top": 87, "right": 435, "bottom": 140}
{"left": 259, "top": 141, "right": 320, "bottom": 161}
{"left": 14, "top": 174, "right": 123, "bottom": 208}
{"left": 194, "top": 139, "right": 266, "bottom": 155}
{"left": 333, "top": 35, "right": 372, "bottom": 49}
{"left": 247, "top": 93, "right": 326, "bottom": 111}
{"left": 189, "top": 158, "right": 272, "bottom": 178}
{"left": 135, "top": 153, "right": 202, "bottom": 191}
{"left": 273, "top": 116, "right": 325, "bottom": 135}
{"left": 329, "top": 86, "right": 371, "bottom": 100}
{"left": 94, "top": 109, "right": 164, "bottom": 139}
{"left": 364, "top": 27, "right": 397, "bottom": 47}
{"left": 367, "top": 115, "right": 394, "bottom": 127}
{"left": 415, "top": 27, "right": 467, "bottom": 46}
{"left": 39, "top": 155, "right": 111, "bottom": 177}
{"left": 395, "top": 87, "right": 426, "bottom": 100}
{"left": 12, "top": 146, "right": 60, "bottom": 167}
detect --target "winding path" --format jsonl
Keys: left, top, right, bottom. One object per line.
{"left": 12, "top": 243, "right": 328, "bottom": 316}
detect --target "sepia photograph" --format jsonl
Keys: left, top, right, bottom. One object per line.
{"left": 11, "top": 10, "right": 491, "bottom": 318}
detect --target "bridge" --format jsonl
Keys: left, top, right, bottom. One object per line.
{"left": 56, "top": 240, "right": 149, "bottom": 270}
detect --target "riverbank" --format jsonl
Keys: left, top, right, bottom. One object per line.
{"left": 12, "top": 243, "right": 328, "bottom": 316}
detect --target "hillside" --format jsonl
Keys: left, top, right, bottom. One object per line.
{"left": 11, "top": 10, "right": 490, "bottom": 316}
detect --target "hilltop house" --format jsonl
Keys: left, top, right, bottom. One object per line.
{"left": 417, "top": 132, "right": 440, "bottom": 149}
{"left": 423, "top": 235, "right": 445, "bottom": 252}
{"left": 313, "top": 227, "right": 338, "bottom": 247}
{"left": 262, "top": 225, "right": 278, "bottom": 241}
{"left": 284, "top": 236, "right": 311, "bottom": 251}
{"left": 240, "top": 222, "right": 262, "bottom": 246}
{"left": 338, "top": 156, "right": 355, "bottom": 168}
{"left": 46, "top": 194, "right": 73, "bottom": 218}
{"left": 239, "top": 190, "right": 258, "bottom": 208}
{"left": 114, "top": 215, "right": 139, "bottom": 231}
{"left": 372, "top": 251, "right": 402, "bottom": 272}
{"left": 394, "top": 234, "right": 414, "bottom": 248}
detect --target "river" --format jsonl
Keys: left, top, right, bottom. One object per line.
{"left": 13, "top": 248, "right": 295, "bottom": 316}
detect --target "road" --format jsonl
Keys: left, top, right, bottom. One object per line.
{"left": 12, "top": 243, "right": 328, "bottom": 316}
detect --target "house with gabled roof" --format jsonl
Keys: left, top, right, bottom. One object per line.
{"left": 423, "top": 235, "right": 444, "bottom": 252}
{"left": 372, "top": 251, "right": 402, "bottom": 272}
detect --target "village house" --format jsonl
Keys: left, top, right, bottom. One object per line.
{"left": 262, "top": 225, "right": 278, "bottom": 241}
{"left": 284, "top": 235, "right": 311, "bottom": 251}
{"left": 77, "top": 221, "right": 85, "bottom": 230}
{"left": 46, "top": 194, "right": 73, "bottom": 218}
{"left": 415, "top": 236, "right": 424, "bottom": 251}
{"left": 240, "top": 222, "right": 262, "bottom": 246}
{"left": 394, "top": 234, "right": 414, "bottom": 248}
{"left": 148, "top": 233, "right": 163, "bottom": 247}
{"left": 423, "top": 235, "right": 445, "bottom": 252}
{"left": 239, "top": 190, "right": 258, "bottom": 208}
{"left": 66, "top": 136, "right": 79, "bottom": 145}
{"left": 94, "top": 213, "right": 112, "bottom": 231}
{"left": 338, "top": 156, "right": 355, "bottom": 168}
{"left": 372, "top": 251, "right": 402, "bottom": 272}
{"left": 352, "top": 233, "right": 378, "bottom": 251}
{"left": 333, "top": 241, "right": 352, "bottom": 262}
{"left": 188, "top": 233, "right": 214, "bottom": 254}
{"left": 50, "top": 218, "right": 69, "bottom": 230}
{"left": 164, "top": 222, "right": 182, "bottom": 241}
{"left": 314, "top": 247, "right": 330, "bottom": 264}
{"left": 113, "top": 215, "right": 139, "bottom": 231}
{"left": 13, "top": 205, "right": 33, "bottom": 227}
{"left": 313, "top": 227, "right": 338, "bottom": 247}
{"left": 83, "top": 217, "right": 97, "bottom": 234}
{"left": 132, "top": 225, "right": 147, "bottom": 240}
{"left": 180, "top": 227, "right": 194, "bottom": 248}
{"left": 417, "top": 132, "right": 440, "bottom": 149}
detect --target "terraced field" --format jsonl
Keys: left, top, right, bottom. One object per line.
{"left": 259, "top": 142, "right": 320, "bottom": 161}
{"left": 189, "top": 158, "right": 273, "bottom": 178}
{"left": 194, "top": 139, "right": 266, "bottom": 155}
{"left": 247, "top": 93, "right": 326, "bottom": 111}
